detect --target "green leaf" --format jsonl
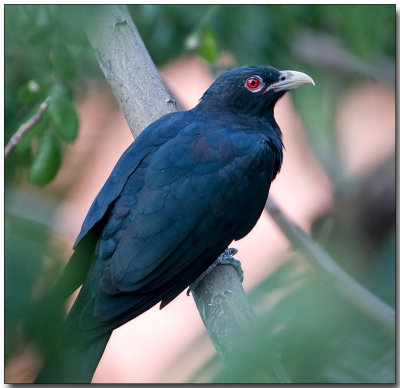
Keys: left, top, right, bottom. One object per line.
{"left": 49, "top": 90, "right": 79, "bottom": 142}
{"left": 27, "top": 23, "right": 56, "bottom": 45}
{"left": 49, "top": 83, "right": 68, "bottom": 101}
{"left": 49, "top": 44, "right": 76, "bottom": 82}
{"left": 199, "top": 27, "right": 219, "bottom": 62}
{"left": 16, "top": 80, "right": 47, "bottom": 104}
{"left": 29, "top": 129, "right": 62, "bottom": 186}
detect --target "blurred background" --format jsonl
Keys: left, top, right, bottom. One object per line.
{"left": 4, "top": 4, "right": 395, "bottom": 383}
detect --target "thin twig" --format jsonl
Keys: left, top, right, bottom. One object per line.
{"left": 4, "top": 96, "right": 51, "bottom": 159}
{"left": 265, "top": 197, "right": 395, "bottom": 336}
{"left": 292, "top": 29, "right": 395, "bottom": 86}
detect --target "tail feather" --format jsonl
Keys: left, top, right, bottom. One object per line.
{"left": 35, "top": 260, "right": 111, "bottom": 383}
{"left": 34, "top": 332, "right": 111, "bottom": 383}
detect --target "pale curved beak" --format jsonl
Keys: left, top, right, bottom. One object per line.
{"left": 272, "top": 70, "right": 315, "bottom": 91}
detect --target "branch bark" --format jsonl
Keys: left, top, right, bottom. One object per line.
{"left": 85, "top": 4, "right": 270, "bottom": 374}
{"left": 4, "top": 96, "right": 51, "bottom": 159}
{"left": 85, "top": 6, "right": 177, "bottom": 138}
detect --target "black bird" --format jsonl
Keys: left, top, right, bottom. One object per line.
{"left": 35, "top": 65, "right": 314, "bottom": 383}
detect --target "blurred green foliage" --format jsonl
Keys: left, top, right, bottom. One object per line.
{"left": 5, "top": 5, "right": 99, "bottom": 186}
{"left": 5, "top": 4, "right": 395, "bottom": 383}
{"left": 129, "top": 4, "right": 394, "bottom": 67}
{"left": 5, "top": 213, "right": 66, "bottom": 361}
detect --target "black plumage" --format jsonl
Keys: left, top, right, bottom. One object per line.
{"left": 36, "top": 65, "right": 314, "bottom": 382}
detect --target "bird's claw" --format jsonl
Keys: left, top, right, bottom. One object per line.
{"left": 217, "top": 248, "right": 243, "bottom": 282}
{"left": 187, "top": 248, "right": 243, "bottom": 295}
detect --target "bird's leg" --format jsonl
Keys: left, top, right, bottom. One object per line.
{"left": 215, "top": 248, "right": 244, "bottom": 282}
{"left": 187, "top": 248, "right": 243, "bottom": 295}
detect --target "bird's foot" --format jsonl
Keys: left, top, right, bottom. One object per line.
{"left": 217, "top": 248, "right": 243, "bottom": 282}
{"left": 187, "top": 248, "right": 243, "bottom": 295}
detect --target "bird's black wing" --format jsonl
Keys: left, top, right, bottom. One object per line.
{"left": 74, "top": 111, "right": 186, "bottom": 249}
{"left": 57, "top": 112, "right": 189, "bottom": 298}
{"left": 72, "top": 117, "right": 277, "bottom": 339}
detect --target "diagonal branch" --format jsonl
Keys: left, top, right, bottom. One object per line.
{"left": 291, "top": 29, "right": 395, "bottom": 86}
{"left": 85, "top": 6, "right": 176, "bottom": 138}
{"left": 265, "top": 197, "right": 395, "bottom": 336}
{"left": 5, "top": 96, "right": 51, "bottom": 159}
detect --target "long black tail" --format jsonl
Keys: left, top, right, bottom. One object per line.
{"left": 34, "top": 331, "right": 111, "bottom": 383}
{"left": 34, "top": 286, "right": 111, "bottom": 383}
{"left": 34, "top": 240, "right": 111, "bottom": 383}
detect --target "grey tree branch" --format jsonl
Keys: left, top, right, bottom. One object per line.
{"left": 4, "top": 96, "right": 51, "bottom": 159}
{"left": 265, "top": 198, "right": 395, "bottom": 336}
{"left": 85, "top": 4, "right": 271, "bottom": 374}
{"left": 191, "top": 264, "right": 258, "bottom": 357}
{"left": 85, "top": 5, "right": 177, "bottom": 138}
{"left": 190, "top": 263, "right": 291, "bottom": 382}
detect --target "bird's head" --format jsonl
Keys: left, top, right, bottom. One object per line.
{"left": 200, "top": 65, "right": 314, "bottom": 118}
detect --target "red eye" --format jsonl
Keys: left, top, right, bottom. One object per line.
{"left": 245, "top": 76, "right": 264, "bottom": 92}
{"left": 246, "top": 77, "right": 260, "bottom": 89}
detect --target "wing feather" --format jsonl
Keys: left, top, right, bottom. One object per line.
{"left": 75, "top": 118, "right": 277, "bottom": 339}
